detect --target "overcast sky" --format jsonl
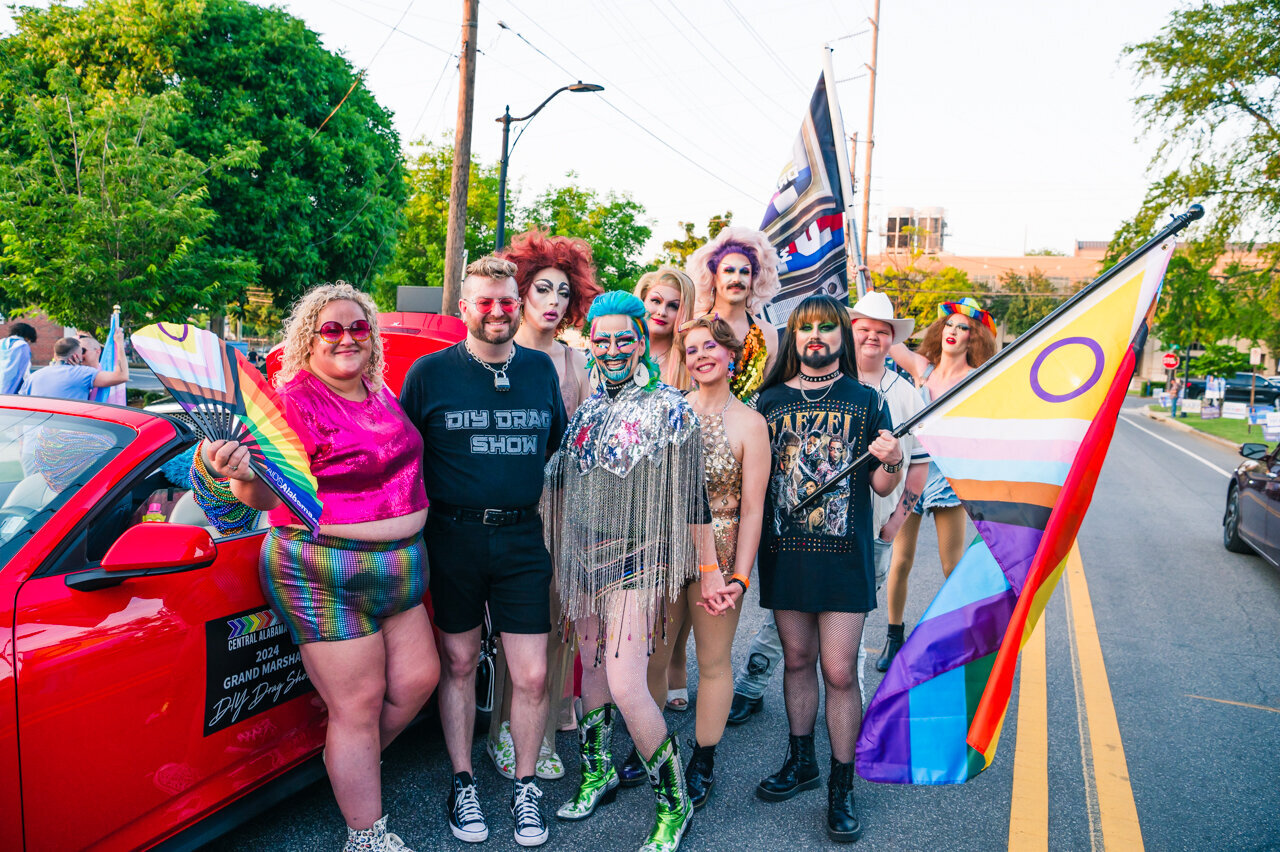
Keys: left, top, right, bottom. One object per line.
{"left": 4, "top": 0, "right": 1188, "bottom": 259}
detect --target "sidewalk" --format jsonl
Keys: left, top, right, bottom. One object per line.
{"left": 1139, "top": 403, "right": 1242, "bottom": 452}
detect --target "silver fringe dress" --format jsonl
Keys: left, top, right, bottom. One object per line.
{"left": 542, "top": 382, "right": 708, "bottom": 656}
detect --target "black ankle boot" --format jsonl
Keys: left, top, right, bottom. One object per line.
{"left": 685, "top": 743, "right": 715, "bottom": 809}
{"left": 755, "top": 733, "right": 820, "bottom": 802}
{"left": 875, "top": 625, "right": 905, "bottom": 673}
{"left": 618, "top": 745, "right": 647, "bottom": 787}
{"left": 827, "top": 757, "right": 863, "bottom": 842}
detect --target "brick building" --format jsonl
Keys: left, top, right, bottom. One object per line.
{"left": 1, "top": 311, "right": 69, "bottom": 367}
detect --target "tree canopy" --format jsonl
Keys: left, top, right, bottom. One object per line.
{"left": 1109, "top": 0, "right": 1280, "bottom": 359}
{"left": 0, "top": 0, "right": 404, "bottom": 329}
{"left": 985, "top": 270, "right": 1080, "bottom": 338}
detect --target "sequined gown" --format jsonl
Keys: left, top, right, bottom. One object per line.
{"left": 700, "top": 403, "right": 743, "bottom": 575}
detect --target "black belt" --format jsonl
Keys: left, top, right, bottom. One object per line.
{"left": 432, "top": 501, "right": 538, "bottom": 526}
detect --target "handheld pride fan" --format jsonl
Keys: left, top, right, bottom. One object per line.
{"left": 131, "top": 323, "right": 323, "bottom": 532}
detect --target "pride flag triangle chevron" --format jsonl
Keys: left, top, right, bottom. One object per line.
{"left": 856, "top": 210, "right": 1197, "bottom": 784}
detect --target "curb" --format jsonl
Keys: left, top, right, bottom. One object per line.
{"left": 1138, "top": 404, "right": 1242, "bottom": 452}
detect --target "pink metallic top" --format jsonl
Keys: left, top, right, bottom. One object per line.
{"left": 268, "top": 370, "right": 428, "bottom": 527}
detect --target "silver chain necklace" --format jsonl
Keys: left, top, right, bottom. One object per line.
{"left": 799, "top": 373, "right": 839, "bottom": 403}
{"left": 465, "top": 340, "right": 514, "bottom": 391}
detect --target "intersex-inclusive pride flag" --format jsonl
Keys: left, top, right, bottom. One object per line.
{"left": 89, "top": 309, "right": 125, "bottom": 405}
{"left": 854, "top": 206, "right": 1204, "bottom": 784}
{"left": 760, "top": 68, "right": 851, "bottom": 326}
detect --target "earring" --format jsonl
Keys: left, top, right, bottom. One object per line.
{"left": 728, "top": 360, "right": 737, "bottom": 379}
{"left": 633, "top": 362, "right": 650, "bottom": 389}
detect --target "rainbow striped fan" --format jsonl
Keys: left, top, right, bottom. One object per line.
{"left": 131, "top": 323, "right": 323, "bottom": 532}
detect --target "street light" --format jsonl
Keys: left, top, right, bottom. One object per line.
{"left": 495, "top": 81, "right": 604, "bottom": 250}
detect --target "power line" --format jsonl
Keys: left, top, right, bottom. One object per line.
{"left": 719, "top": 0, "right": 807, "bottom": 91}
{"left": 325, "top": 0, "right": 452, "bottom": 55}
{"left": 407, "top": 37, "right": 461, "bottom": 143}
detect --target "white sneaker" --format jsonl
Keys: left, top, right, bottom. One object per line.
{"left": 535, "top": 738, "right": 564, "bottom": 780}
{"left": 487, "top": 721, "right": 516, "bottom": 779}
{"left": 511, "top": 778, "right": 548, "bottom": 847}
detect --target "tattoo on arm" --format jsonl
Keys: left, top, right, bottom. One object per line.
{"left": 899, "top": 488, "right": 921, "bottom": 514}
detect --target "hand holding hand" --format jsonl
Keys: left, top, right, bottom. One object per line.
{"left": 696, "top": 569, "right": 732, "bottom": 616}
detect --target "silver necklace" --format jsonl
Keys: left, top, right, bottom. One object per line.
{"left": 465, "top": 340, "right": 514, "bottom": 391}
{"left": 800, "top": 374, "right": 839, "bottom": 403}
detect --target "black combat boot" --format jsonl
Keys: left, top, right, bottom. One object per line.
{"left": 755, "top": 733, "right": 820, "bottom": 802}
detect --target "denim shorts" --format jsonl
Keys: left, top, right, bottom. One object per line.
{"left": 911, "top": 460, "right": 962, "bottom": 515}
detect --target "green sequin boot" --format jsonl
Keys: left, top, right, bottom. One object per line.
{"left": 638, "top": 733, "right": 692, "bottom": 852}
{"left": 555, "top": 703, "right": 621, "bottom": 821}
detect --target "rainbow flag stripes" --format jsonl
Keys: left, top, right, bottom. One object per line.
{"left": 857, "top": 236, "right": 1178, "bottom": 784}
{"left": 226, "top": 609, "right": 279, "bottom": 639}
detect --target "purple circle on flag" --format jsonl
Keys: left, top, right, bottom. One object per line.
{"left": 1030, "top": 336, "right": 1105, "bottom": 403}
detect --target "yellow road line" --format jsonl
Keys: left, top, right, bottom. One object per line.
{"left": 1185, "top": 694, "right": 1280, "bottom": 715}
{"left": 1066, "top": 545, "right": 1144, "bottom": 851}
{"left": 1008, "top": 615, "right": 1048, "bottom": 852}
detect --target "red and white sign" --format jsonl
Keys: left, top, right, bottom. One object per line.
{"left": 1162, "top": 353, "right": 1180, "bottom": 369}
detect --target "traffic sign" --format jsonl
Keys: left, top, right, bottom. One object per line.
{"left": 1162, "top": 353, "right": 1180, "bottom": 369}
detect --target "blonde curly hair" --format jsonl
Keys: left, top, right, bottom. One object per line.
{"left": 686, "top": 226, "right": 781, "bottom": 316}
{"left": 274, "top": 281, "right": 385, "bottom": 392}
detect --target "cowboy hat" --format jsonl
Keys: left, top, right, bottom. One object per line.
{"left": 937, "top": 296, "right": 997, "bottom": 336}
{"left": 847, "top": 291, "right": 914, "bottom": 345}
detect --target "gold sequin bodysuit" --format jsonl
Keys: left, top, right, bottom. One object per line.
{"left": 700, "top": 403, "right": 743, "bottom": 575}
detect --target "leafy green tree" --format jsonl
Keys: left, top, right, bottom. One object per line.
{"left": 373, "top": 139, "right": 503, "bottom": 310}
{"left": 1191, "top": 343, "right": 1249, "bottom": 378}
{"left": 1110, "top": 0, "right": 1280, "bottom": 359}
{"left": 1, "top": 0, "right": 405, "bottom": 311}
{"left": 872, "top": 262, "right": 984, "bottom": 333}
{"left": 1025, "top": 248, "right": 1064, "bottom": 257}
{"left": 986, "top": 270, "right": 1080, "bottom": 338}
{"left": 520, "top": 175, "right": 652, "bottom": 291}
{"left": 0, "top": 66, "right": 257, "bottom": 332}
{"left": 656, "top": 211, "right": 733, "bottom": 266}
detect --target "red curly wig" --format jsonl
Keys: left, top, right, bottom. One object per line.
{"left": 500, "top": 229, "right": 602, "bottom": 330}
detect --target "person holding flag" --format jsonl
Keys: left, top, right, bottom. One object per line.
{"left": 875, "top": 297, "right": 996, "bottom": 673}
{"left": 752, "top": 293, "right": 903, "bottom": 843}
{"left": 687, "top": 227, "right": 781, "bottom": 404}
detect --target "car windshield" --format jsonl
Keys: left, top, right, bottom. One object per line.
{"left": 0, "top": 410, "right": 131, "bottom": 561}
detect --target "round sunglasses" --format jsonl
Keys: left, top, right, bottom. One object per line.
{"left": 312, "top": 319, "right": 372, "bottom": 344}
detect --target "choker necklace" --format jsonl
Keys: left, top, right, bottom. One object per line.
{"left": 465, "top": 340, "right": 514, "bottom": 391}
{"left": 800, "top": 370, "right": 842, "bottom": 383}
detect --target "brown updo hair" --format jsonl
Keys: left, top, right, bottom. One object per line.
{"left": 675, "top": 314, "right": 743, "bottom": 384}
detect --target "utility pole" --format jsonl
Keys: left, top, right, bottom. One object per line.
{"left": 442, "top": 0, "right": 478, "bottom": 318}
{"left": 848, "top": 132, "right": 860, "bottom": 291}
{"left": 859, "top": 0, "right": 880, "bottom": 264}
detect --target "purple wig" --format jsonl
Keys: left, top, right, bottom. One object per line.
{"left": 706, "top": 241, "right": 760, "bottom": 278}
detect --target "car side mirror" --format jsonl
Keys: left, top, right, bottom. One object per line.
{"left": 66, "top": 524, "right": 217, "bottom": 591}
{"left": 1240, "top": 442, "right": 1269, "bottom": 460}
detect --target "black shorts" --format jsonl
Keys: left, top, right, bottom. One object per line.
{"left": 425, "top": 511, "right": 553, "bottom": 635}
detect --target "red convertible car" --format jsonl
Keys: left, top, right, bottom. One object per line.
{"left": 0, "top": 313, "right": 463, "bottom": 850}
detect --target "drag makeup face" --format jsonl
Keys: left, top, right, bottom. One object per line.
{"left": 828, "top": 437, "right": 846, "bottom": 465}
{"left": 941, "top": 315, "right": 971, "bottom": 356}
{"left": 796, "top": 318, "right": 842, "bottom": 370}
{"left": 644, "top": 283, "right": 682, "bottom": 341}
{"left": 523, "top": 267, "right": 571, "bottom": 334}
{"left": 683, "top": 326, "right": 732, "bottom": 385}
{"left": 714, "top": 252, "right": 753, "bottom": 307}
{"left": 461, "top": 275, "right": 521, "bottom": 345}
{"left": 852, "top": 318, "right": 894, "bottom": 361}
{"left": 590, "top": 314, "right": 642, "bottom": 383}
{"left": 309, "top": 299, "right": 372, "bottom": 385}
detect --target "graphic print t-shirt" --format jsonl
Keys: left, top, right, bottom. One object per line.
{"left": 400, "top": 342, "right": 567, "bottom": 509}
{"left": 757, "top": 377, "right": 890, "bottom": 608}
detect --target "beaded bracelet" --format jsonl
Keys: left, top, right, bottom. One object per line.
{"left": 698, "top": 563, "right": 720, "bottom": 573}
{"left": 190, "top": 442, "right": 261, "bottom": 535}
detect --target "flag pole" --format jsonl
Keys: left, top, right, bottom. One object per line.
{"left": 822, "top": 44, "right": 868, "bottom": 300}
{"left": 795, "top": 204, "right": 1204, "bottom": 512}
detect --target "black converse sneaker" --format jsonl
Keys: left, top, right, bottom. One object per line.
{"left": 511, "top": 776, "right": 548, "bottom": 847}
{"left": 447, "top": 772, "right": 488, "bottom": 843}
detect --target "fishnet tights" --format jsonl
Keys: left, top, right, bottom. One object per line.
{"left": 774, "top": 609, "right": 867, "bottom": 764}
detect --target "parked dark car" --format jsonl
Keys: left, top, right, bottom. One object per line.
{"left": 1186, "top": 372, "right": 1280, "bottom": 407}
{"left": 1223, "top": 441, "right": 1280, "bottom": 566}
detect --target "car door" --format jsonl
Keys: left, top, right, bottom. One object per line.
{"left": 10, "top": 419, "right": 326, "bottom": 851}
{"left": 1264, "top": 448, "right": 1280, "bottom": 566}
{"left": 1237, "top": 449, "right": 1272, "bottom": 552}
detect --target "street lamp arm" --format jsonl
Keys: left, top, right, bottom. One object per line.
{"left": 505, "top": 86, "right": 573, "bottom": 124}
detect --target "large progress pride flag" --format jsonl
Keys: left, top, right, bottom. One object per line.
{"left": 856, "top": 210, "right": 1199, "bottom": 784}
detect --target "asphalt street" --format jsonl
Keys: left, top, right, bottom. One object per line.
{"left": 211, "top": 396, "right": 1280, "bottom": 851}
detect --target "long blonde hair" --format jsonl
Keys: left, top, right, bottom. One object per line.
{"left": 275, "top": 281, "right": 385, "bottom": 392}
{"left": 635, "top": 267, "right": 695, "bottom": 389}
